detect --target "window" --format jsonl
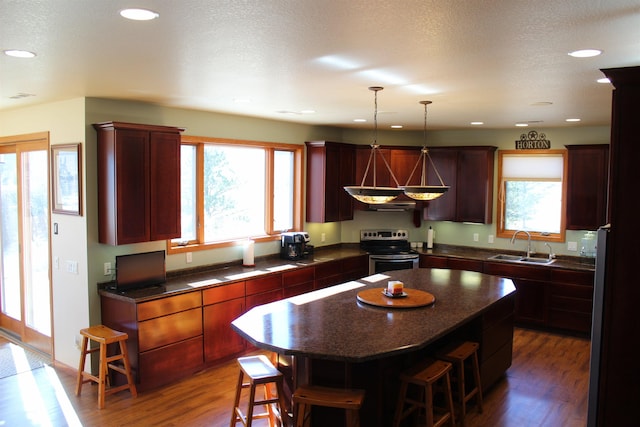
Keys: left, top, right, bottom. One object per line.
{"left": 169, "top": 136, "right": 303, "bottom": 253}
{"left": 497, "top": 150, "right": 567, "bottom": 242}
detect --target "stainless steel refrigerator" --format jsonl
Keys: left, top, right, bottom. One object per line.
{"left": 587, "top": 224, "right": 609, "bottom": 427}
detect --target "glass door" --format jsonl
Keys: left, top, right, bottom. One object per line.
{"left": 0, "top": 138, "right": 51, "bottom": 354}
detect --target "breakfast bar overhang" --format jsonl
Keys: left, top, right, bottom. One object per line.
{"left": 232, "top": 268, "right": 516, "bottom": 426}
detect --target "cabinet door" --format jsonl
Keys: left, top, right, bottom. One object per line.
{"left": 511, "top": 279, "right": 547, "bottom": 325}
{"left": 354, "top": 146, "right": 392, "bottom": 211}
{"left": 114, "top": 129, "right": 150, "bottom": 244}
{"left": 423, "top": 148, "right": 458, "bottom": 221}
{"left": 391, "top": 148, "right": 421, "bottom": 186}
{"left": 203, "top": 298, "right": 246, "bottom": 362}
{"left": 305, "top": 141, "right": 355, "bottom": 222}
{"left": 150, "top": 131, "right": 181, "bottom": 240}
{"left": 565, "top": 144, "right": 609, "bottom": 230}
{"left": 456, "top": 147, "right": 495, "bottom": 223}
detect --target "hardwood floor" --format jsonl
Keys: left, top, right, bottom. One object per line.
{"left": 0, "top": 327, "right": 590, "bottom": 426}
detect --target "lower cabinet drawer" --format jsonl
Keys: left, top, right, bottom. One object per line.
{"left": 138, "top": 307, "right": 203, "bottom": 352}
{"left": 138, "top": 336, "right": 204, "bottom": 390}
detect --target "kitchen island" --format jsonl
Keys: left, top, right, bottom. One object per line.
{"left": 232, "top": 267, "right": 516, "bottom": 426}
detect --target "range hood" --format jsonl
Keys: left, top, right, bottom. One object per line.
{"left": 367, "top": 201, "right": 417, "bottom": 211}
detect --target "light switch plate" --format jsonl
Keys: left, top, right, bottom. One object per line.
{"left": 567, "top": 241, "right": 578, "bottom": 251}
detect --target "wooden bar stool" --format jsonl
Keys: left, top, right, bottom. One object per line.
{"left": 393, "top": 359, "right": 455, "bottom": 427}
{"left": 230, "top": 354, "right": 289, "bottom": 427}
{"left": 75, "top": 325, "right": 137, "bottom": 409}
{"left": 292, "top": 384, "right": 365, "bottom": 427}
{"left": 439, "top": 341, "right": 483, "bottom": 427}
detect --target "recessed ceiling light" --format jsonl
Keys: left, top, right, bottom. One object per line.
{"left": 470, "top": 121, "right": 484, "bottom": 126}
{"left": 300, "top": 110, "right": 316, "bottom": 114}
{"left": 390, "top": 125, "right": 403, "bottom": 129}
{"left": 353, "top": 119, "right": 367, "bottom": 123}
{"left": 531, "top": 101, "right": 553, "bottom": 106}
{"left": 597, "top": 77, "right": 611, "bottom": 84}
{"left": 515, "top": 123, "right": 529, "bottom": 127}
{"left": 565, "top": 118, "right": 581, "bottom": 122}
{"left": 568, "top": 49, "right": 602, "bottom": 58}
{"left": 120, "top": 8, "right": 159, "bottom": 21}
{"left": 4, "top": 49, "right": 36, "bottom": 58}
{"left": 233, "top": 98, "right": 251, "bottom": 104}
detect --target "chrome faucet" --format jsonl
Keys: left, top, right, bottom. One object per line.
{"left": 511, "top": 230, "right": 531, "bottom": 258}
{"left": 544, "top": 242, "right": 556, "bottom": 260}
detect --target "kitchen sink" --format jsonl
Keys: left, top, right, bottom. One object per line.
{"left": 488, "top": 254, "right": 555, "bottom": 265}
{"left": 488, "top": 254, "right": 524, "bottom": 261}
{"left": 519, "top": 257, "right": 555, "bottom": 265}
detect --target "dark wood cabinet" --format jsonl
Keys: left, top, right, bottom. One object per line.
{"left": 424, "top": 146, "right": 496, "bottom": 224}
{"left": 101, "top": 291, "right": 203, "bottom": 391}
{"left": 94, "top": 122, "right": 184, "bottom": 245}
{"left": 419, "top": 254, "right": 483, "bottom": 272}
{"left": 283, "top": 267, "right": 315, "bottom": 297}
{"left": 203, "top": 282, "right": 246, "bottom": 362}
{"left": 246, "top": 274, "right": 283, "bottom": 309}
{"left": 353, "top": 146, "right": 423, "bottom": 208}
{"left": 305, "top": 141, "right": 355, "bottom": 222}
{"left": 314, "top": 255, "right": 369, "bottom": 288}
{"left": 565, "top": 144, "right": 609, "bottom": 230}
{"left": 482, "top": 261, "right": 593, "bottom": 334}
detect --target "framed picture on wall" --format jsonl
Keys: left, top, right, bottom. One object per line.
{"left": 51, "top": 143, "right": 82, "bottom": 216}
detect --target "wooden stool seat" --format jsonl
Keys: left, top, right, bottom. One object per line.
{"left": 231, "top": 355, "right": 289, "bottom": 427}
{"left": 292, "top": 385, "right": 365, "bottom": 427}
{"left": 439, "top": 341, "right": 483, "bottom": 427}
{"left": 75, "top": 325, "right": 137, "bottom": 409}
{"left": 394, "top": 359, "right": 456, "bottom": 427}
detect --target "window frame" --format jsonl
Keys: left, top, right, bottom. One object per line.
{"left": 496, "top": 149, "right": 568, "bottom": 243}
{"left": 167, "top": 135, "right": 303, "bottom": 254}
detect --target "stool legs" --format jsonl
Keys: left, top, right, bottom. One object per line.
{"left": 75, "top": 325, "right": 137, "bottom": 409}
{"left": 230, "top": 355, "right": 288, "bottom": 427}
{"left": 441, "top": 342, "right": 483, "bottom": 427}
{"left": 393, "top": 359, "right": 455, "bottom": 427}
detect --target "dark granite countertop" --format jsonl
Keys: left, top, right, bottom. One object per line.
{"left": 231, "top": 268, "right": 515, "bottom": 362}
{"left": 98, "top": 245, "right": 368, "bottom": 303}
{"left": 98, "top": 242, "right": 592, "bottom": 304}
{"left": 417, "top": 244, "right": 595, "bottom": 272}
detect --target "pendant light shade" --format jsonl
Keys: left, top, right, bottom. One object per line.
{"left": 344, "top": 86, "right": 403, "bottom": 204}
{"left": 400, "top": 100, "right": 449, "bottom": 201}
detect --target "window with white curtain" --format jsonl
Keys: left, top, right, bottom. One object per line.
{"left": 497, "top": 150, "right": 567, "bottom": 242}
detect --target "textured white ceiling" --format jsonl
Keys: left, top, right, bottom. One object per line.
{"left": 2, "top": 0, "right": 639, "bottom": 130}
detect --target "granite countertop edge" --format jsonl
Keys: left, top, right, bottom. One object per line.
{"left": 99, "top": 243, "right": 594, "bottom": 303}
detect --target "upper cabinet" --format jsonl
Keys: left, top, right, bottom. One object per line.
{"left": 424, "top": 146, "right": 497, "bottom": 224}
{"left": 565, "top": 144, "right": 609, "bottom": 230}
{"left": 94, "top": 122, "right": 184, "bottom": 245}
{"left": 305, "top": 141, "right": 355, "bottom": 223}
{"left": 353, "top": 146, "right": 422, "bottom": 208}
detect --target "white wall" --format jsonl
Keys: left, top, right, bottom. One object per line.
{"left": 0, "top": 97, "right": 89, "bottom": 368}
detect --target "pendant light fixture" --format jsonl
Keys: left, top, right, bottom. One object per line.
{"left": 400, "top": 100, "right": 449, "bottom": 201}
{"left": 344, "top": 86, "right": 403, "bottom": 204}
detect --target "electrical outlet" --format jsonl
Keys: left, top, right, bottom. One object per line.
{"left": 321, "top": 233, "right": 326, "bottom": 243}
{"left": 186, "top": 252, "right": 193, "bottom": 263}
{"left": 568, "top": 241, "right": 578, "bottom": 251}
{"left": 104, "top": 262, "right": 111, "bottom": 276}
{"left": 473, "top": 233, "right": 479, "bottom": 242}
{"left": 54, "top": 256, "right": 60, "bottom": 270}
{"left": 488, "top": 235, "right": 494, "bottom": 244}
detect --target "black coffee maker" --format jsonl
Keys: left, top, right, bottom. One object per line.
{"left": 280, "top": 232, "right": 313, "bottom": 260}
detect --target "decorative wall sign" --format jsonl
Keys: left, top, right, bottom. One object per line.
{"left": 515, "top": 130, "right": 551, "bottom": 149}
{"left": 52, "top": 143, "right": 82, "bottom": 215}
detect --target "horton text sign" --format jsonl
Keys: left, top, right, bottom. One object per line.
{"left": 515, "top": 131, "right": 551, "bottom": 149}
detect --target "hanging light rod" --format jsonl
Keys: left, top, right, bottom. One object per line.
{"left": 400, "top": 100, "right": 449, "bottom": 201}
{"left": 344, "top": 86, "right": 403, "bottom": 204}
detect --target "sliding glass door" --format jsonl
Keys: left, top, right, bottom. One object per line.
{"left": 0, "top": 137, "right": 51, "bottom": 354}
